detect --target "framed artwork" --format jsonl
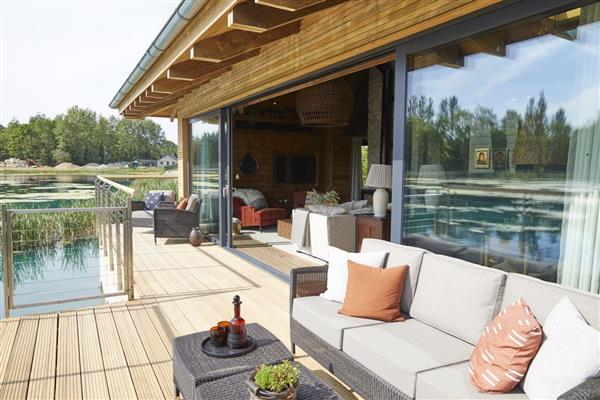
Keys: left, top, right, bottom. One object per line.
{"left": 493, "top": 148, "right": 508, "bottom": 169}
{"left": 474, "top": 148, "right": 490, "bottom": 168}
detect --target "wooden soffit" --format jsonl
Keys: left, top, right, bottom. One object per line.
{"left": 119, "top": 0, "right": 348, "bottom": 118}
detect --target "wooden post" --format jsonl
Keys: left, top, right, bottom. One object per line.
{"left": 2, "top": 206, "right": 13, "bottom": 318}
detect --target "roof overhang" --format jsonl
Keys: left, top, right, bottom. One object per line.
{"left": 111, "top": 0, "right": 346, "bottom": 119}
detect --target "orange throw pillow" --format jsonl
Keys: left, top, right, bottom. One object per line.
{"left": 338, "top": 260, "right": 408, "bottom": 322}
{"left": 177, "top": 198, "right": 188, "bottom": 210}
{"left": 470, "top": 298, "right": 542, "bottom": 393}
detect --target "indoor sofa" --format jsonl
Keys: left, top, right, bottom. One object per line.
{"left": 289, "top": 239, "right": 600, "bottom": 400}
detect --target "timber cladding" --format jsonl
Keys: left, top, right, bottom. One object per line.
{"left": 176, "top": 0, "right": 499, "bottom": 117}
{"left": 232, "top": 124, "right": 352, "bottom": 204}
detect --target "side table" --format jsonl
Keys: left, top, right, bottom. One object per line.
{"left": 195, "top": 363, "right": 342, "bottom": 400}
{"left": 173, "top": 323, "right": 292, "bottom": 400}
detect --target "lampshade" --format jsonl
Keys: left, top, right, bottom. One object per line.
{"left": 365, "top": 164, "right": 392, "bottom": 189}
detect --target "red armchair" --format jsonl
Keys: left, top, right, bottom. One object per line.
{"left": 233, "top": 196, "right": 287, "bottom": 231}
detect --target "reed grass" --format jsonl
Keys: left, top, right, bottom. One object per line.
{"left": 130, "top": 178, "right": 178, "bottom": 200}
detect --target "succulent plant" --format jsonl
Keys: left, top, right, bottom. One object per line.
{"left": 253, "top": 361, "right": 300, "bottom": 393}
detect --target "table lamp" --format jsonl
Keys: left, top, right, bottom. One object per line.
{"left": 365, "top": 164, "right": 392, "bottom": 218}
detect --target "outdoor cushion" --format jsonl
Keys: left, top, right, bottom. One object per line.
{"left": 292, "top": 296, "right": 383, "bottom": 349}
{"left": 338, "top": 261, "right": 408, "bottom": 322}
{"left": 144, "top": 191, "right": 163, "bottom": 210}
{"left": 416, "top": 362, "right": 527, "bottom": 399}
{"left": 500, "top": 273, "right": 600, "bottom": 330}
{"left": 342, "top": 319, "right": 474, "bottom": 398}
{"left": 522, "top": 297, "right": 600, "bottom": 399}
{"left": 470, "top": 298, "right": 542, "bottom": 393}
{"left": 321, "top": 246, "right": 388, "bottom": 303}
{"left": 410, "top": 254, "right": 506, "bottom": 345}
{"left": 360, "top": 239, "right": 427, "bottom": 313}
{"left": 186, "top": 194, "right": 199, "bottom": 212}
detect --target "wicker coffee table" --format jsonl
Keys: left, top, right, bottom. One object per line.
{"left": 173, "top": 323, "right": 292, "bottom": 400}
{"left": 195, "top": 363, "right": 342, "bottom": 399}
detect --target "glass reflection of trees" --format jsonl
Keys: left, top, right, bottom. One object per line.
{"left": 403, "top": 93, "right": 596, "bottom": 280}
{"left": 407, "top": 92, "right": 572, "bottom": 175}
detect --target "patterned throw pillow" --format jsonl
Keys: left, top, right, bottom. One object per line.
{"left": 143, "top": 192, "right": 163, "bottom": 210}
{"left": 470, "top": 298, "right": 542, "bottom": 393}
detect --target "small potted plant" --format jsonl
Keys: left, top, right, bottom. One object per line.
{"left": 246, "top": 360, "right": 300, "bottom": 400}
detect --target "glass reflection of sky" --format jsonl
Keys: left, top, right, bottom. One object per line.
{"left": 408, "top": 21, "right": 600, "bottom": 130}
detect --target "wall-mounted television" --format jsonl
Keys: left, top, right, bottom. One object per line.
{"left": 274, "top": 154, "right": 317, "bottom": 184}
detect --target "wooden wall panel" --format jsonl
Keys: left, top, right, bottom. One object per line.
{"left": 176, "top": 0, "right": 498, "bottom": 117}
{"left": 232, "top": 125, "right": 352, "bottom": 205}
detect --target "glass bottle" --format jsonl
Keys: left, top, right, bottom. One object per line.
{"left": 227, "top": 295, "right": 247, "bottom": 348}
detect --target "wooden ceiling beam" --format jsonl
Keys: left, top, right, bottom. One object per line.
{"left": 254, "top": 0, "right": 325, "bottom": 12}
{"left": 151, "top": 79, "right": 189, "bottom": 94}
{"left": 411, "top": 45, "right": 464, "bottom": 70}
{"left": 190, "top": 22, "right": 299, "bottom": 63}
{"left": 168, "top": 49, "right": 259, "bottom": 81}
{"left": 461, "top": 32, "right": 506, "bottom": 57}
{"left": 227, "top": 0, "right": 345, "bottom": 33}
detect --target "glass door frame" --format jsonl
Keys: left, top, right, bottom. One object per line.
{"left": 187, "top": 110, "right": 230, "bottom": 245}
{"left": 390, "top": 0, "right": 588, "bottom": 243}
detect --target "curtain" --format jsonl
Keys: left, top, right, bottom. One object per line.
{"left": 350, "top": 137, "right": 363, "bottom": 200}
{"left": 558, "top": 5, "right": 600, "bottom": 293}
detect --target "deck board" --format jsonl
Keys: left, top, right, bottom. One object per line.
{"left": 27, "top": 314, "right": 57, "bottom": 400}
{"left": 0, "top": 227, "right": 359, "bottom": 400}
{"left": 77, "top": 309, "right": 110, "bottom": 400}
{"left": 0, "top": 315, "right": 39, "bottom": 400}
{"left": 56, "top": 311, "right": 82, "bottom": 400}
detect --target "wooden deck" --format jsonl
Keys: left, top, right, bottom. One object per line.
{"left": 0, "top": 227, "right": 358, "bottom": 400}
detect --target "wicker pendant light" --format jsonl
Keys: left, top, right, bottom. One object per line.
{"left": 296, "top": 78, "right": 354, "bottom": 127}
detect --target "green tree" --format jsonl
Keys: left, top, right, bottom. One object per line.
{"left": 28, "top": 114, "right": 55, "bottom": 165}
{"left": 54, "top": 106, "right": 98, "bottom": 165}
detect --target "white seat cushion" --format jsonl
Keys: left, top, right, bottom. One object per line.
{"left": 416, "top": 362, "right": 528, "bottom": 399}
{"left": 291, "top": 296, "right": 383, "bottom": 349}
{"left": 360, "top": 239, "right": 427, "bottom": 312}
{"left": 410, "top": 254, "right": 506, "bottom": 345}
{"left": 342, "top": 319, "right": 474, "bottom": 398}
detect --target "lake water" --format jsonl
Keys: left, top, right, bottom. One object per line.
{"left": 0, "top": 174, "right": 113, "bottom": 318}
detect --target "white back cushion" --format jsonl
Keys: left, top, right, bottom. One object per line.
{"left": 501, "top": 273, "right": 600, "bottom": 330}
{"left": 321, "top": 246, "right": 388, "bottom": 303}
{"left": 410, "top": 254, "right": 506, "bottom": 345}
{"left": 360, "top": 239, "right": 427, "bottom": 313}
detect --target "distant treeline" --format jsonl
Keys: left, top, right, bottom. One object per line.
{"left": 0, "top": 106, "right": 177, "bottom": 166}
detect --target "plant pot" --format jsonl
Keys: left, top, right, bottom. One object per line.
{"left": 189, "top": 227, "right": 203, "bottom": 246}
{"left": 245, "top": 372, "right": 297, "bottom": 400}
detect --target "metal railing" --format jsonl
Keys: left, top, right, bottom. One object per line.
{"left": 0, "top": 176, "right": 135, "bottom": 317}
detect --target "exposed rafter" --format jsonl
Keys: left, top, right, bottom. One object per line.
{"left": 227, "top": 0, "right": 345, "bottom": 33}
{"left": 168, "top": 49, "right": 260, "bottom": 82}
{"left": 190, "top": 22, "right": 299, "bottom": 63}
{"left": 254, "top": 0, "right": 325, "bottom": 12}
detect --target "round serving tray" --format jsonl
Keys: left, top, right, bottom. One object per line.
{"left": 201, "top": 335, "right": 256, "bottom": 358}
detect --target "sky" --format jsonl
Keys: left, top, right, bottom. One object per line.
{"left": 0, "top": 0, "right": 179, "bottom": 142}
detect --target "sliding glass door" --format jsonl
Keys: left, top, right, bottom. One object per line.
{"left": 399, "top": 2, "right": 600, "bottom": 293}
{"left": 190, "top": 114, "right": 221, "bottom": 238}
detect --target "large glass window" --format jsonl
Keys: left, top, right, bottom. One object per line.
{"left": 403, "top": 4, "right": 600, "bottom": 293}
{"left": 190, "top": 115, "right": 220, "bottom": 235}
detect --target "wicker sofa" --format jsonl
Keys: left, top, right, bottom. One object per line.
{"left": 289, "top": 239, "right": 600, "bottom": 400}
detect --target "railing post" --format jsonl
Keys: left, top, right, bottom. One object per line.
{"left": 114, "top": 198, "right": 123, "bottom": 291}
{"left": 2, "top": 206, "right": 13, "bottom": 318}
{"left": 124, "top": 198, "right": 134, "bottom": 301}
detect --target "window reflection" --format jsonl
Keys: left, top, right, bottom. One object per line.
{"left": 403, "top": 4, "right": 600, "bottom": 293}
{"left": 190, "top": 116, "right": 220, "bottom": 234}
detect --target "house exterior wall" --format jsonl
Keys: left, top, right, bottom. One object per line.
{"left": 175, "top": 0, "right": 499, "bottom": 118}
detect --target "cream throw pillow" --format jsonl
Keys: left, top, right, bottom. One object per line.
{"left": 320, "top": 246, "right": 388, "bottom": 303}
{"left": 522, "top": 297, "right": 600, "bottom": 399}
